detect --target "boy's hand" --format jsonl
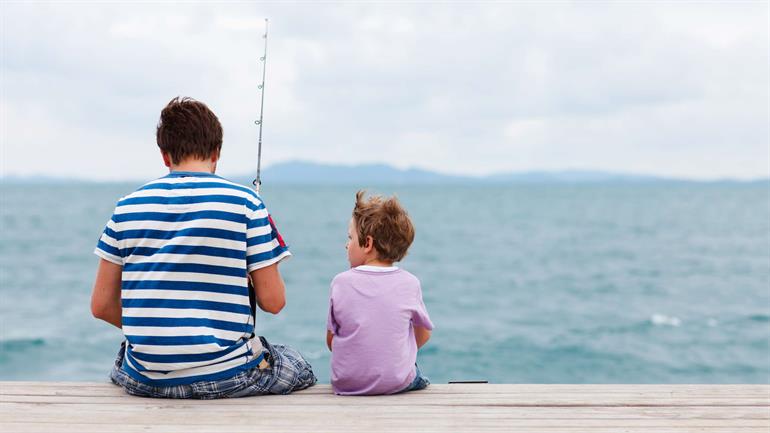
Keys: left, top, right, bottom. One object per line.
{"left": 326, "top": 330, "right": 334, "bottom": 351}
{"left": 415, "top": 326, "right": 431, "bottom": 349}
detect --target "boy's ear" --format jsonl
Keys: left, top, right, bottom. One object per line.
{"left": 364, "top": 236, "right": 374, "bottom": 252}
{"left": 161, "top": 150, "right": 172, "bottom": 168}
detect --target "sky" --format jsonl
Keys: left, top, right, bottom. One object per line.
{"left": 1, "top": 1, "right": 768, "bottom": 181}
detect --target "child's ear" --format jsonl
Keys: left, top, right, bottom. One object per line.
{"left": 364, "top": 236, "right": 374, "bottom": 252}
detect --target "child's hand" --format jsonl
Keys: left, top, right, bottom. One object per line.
{"left": 415, "top": 327, "right": 431, "bottom": 349}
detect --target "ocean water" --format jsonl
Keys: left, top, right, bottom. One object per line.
{"left": 1, "top": 182, "right": 768, "bottom": 384}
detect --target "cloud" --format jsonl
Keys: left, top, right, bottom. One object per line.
{"left": 2, "top": 2, "right": 768, "bottom": 180}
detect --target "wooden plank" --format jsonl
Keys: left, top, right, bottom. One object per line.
{"left": 3, "top": 382, "right": 769, "bottom": 396}
{"left": 2, "top": 400, "right": 767, "bottom": 416}
{"left": 2, "top": 384, "right": 768, "bottom": 405}
{"left": 3, "top": 405, "right": 768, "bottom": 427}
{"left": 3, "top": 394, "right": 766, "bottom": 407}
{"left": 0, "top": 382, "right": 766, "bottom": 433}
{"left": 5, "top": 424, "right": 770, "bottom": 433}
{"left": 0, "top": 392, "right": 770, "bottom": 406}
{"left": 2, "top": 420, "right": 769, "bottom": 432}
{"left": 1, "top": 403, "right": 767, "bottom": 420}
{"left": 1, "top": 407, "right": 768, "bottom": 427}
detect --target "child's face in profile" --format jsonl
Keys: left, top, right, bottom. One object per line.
{"left": 346, "top": 218, "right": 366, "bottom": 268}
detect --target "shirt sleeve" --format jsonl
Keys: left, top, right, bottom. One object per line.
{"left": 93, "top": 211, "right": 123, "bottom": 266}
{"left": 412, "top": 283, "right": 434, "bottom": 330}
{"left": 327, "top": 297, "right": 338, "bottom": 334}
{"left": 246, "top": 196, "right": 291, "bottom": 272}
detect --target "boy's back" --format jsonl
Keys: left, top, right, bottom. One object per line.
{"left": 92, "top": 97, "right": 315, "bottom": 398}
{"left": 96, "top": 171, "right": 289, "bottom": 386}
{"left": 327, "top": 266, "right": 433, "bottom": 395}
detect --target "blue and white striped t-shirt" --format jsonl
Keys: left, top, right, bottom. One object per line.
{"left": 94, "top": 171, "right": 291, "bottom": 386}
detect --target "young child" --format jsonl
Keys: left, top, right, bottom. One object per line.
{"left": 326, "top": 191, "right": 434, "bottom": 395}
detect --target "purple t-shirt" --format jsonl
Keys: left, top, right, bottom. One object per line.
{"left": 327, "top": 266, "right": 434, "bottom": 395}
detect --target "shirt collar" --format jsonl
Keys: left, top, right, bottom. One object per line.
{"left": 354, "top": 265, "right": 399, "bottom": 272}
{"left": 165, "top": 171, "right": 219, "bottom": 178}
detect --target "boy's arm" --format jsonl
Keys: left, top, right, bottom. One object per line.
{"left": 249, "top": 263, "right": 286, "bottom": 314}
{"left": 326, "top": 330, "right": 333, "bottom": 351}
{"left": 91, "top": 258, "right": 123, "bottom": 329}
{"left": 415, "top": 326, "right": 431, "bottom": 349}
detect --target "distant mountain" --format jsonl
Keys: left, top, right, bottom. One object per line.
{"left": 235, "top": 161, "right": 692, "bottom": 185}
{"left": 236, "top": 161, "right": 473, "bottom": 185}
{"left": 484, "top": 170, "right": 673, "bottom": 184}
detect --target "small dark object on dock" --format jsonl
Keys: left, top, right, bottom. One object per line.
{"left": 448, "top": 380, "right": 489, "bottom": 384}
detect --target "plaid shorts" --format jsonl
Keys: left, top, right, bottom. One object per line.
{"left": 110, "top": 337, "right": 317, "bottom": 399}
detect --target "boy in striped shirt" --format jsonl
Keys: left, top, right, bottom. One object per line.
{"left": 91, "top": 97, "right": 316, "bottom": 398}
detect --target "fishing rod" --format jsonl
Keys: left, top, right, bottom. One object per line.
{"left": 253, "top": 18, "right": 268, "bottom": 193}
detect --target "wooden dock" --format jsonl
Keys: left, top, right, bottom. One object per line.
{"left": 1, "top": 382, "right": 768, "bottom": 432}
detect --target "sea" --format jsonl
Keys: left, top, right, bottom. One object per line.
{"left": 1, "top": 182, "right": 769, "bottom": 384}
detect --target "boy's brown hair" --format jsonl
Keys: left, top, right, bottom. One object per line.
{"left": 352, "top": 190, "right": 415, "bottom": 262}
{"left": 156, "top": 97, "right": 223, "bottom": 164}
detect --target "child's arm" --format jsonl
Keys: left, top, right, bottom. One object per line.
{"left": 326, "top": 330, "right": 333, "bottom": 351}
{"left": 415, "top": 326, "right": 431, "bottom": 349}
{"left": 91, "top": 259, "right": 122, "bottom": 328}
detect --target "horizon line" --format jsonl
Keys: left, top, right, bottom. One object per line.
{"left": 1, "top": 160, "right": 769, "bottom": 183}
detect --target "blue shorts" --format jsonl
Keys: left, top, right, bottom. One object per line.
{"left": 398, "top": 364, "right": 430, "bottom": 393}
{"left": 110, "top": 337, "right": 317, "bottom": 399}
